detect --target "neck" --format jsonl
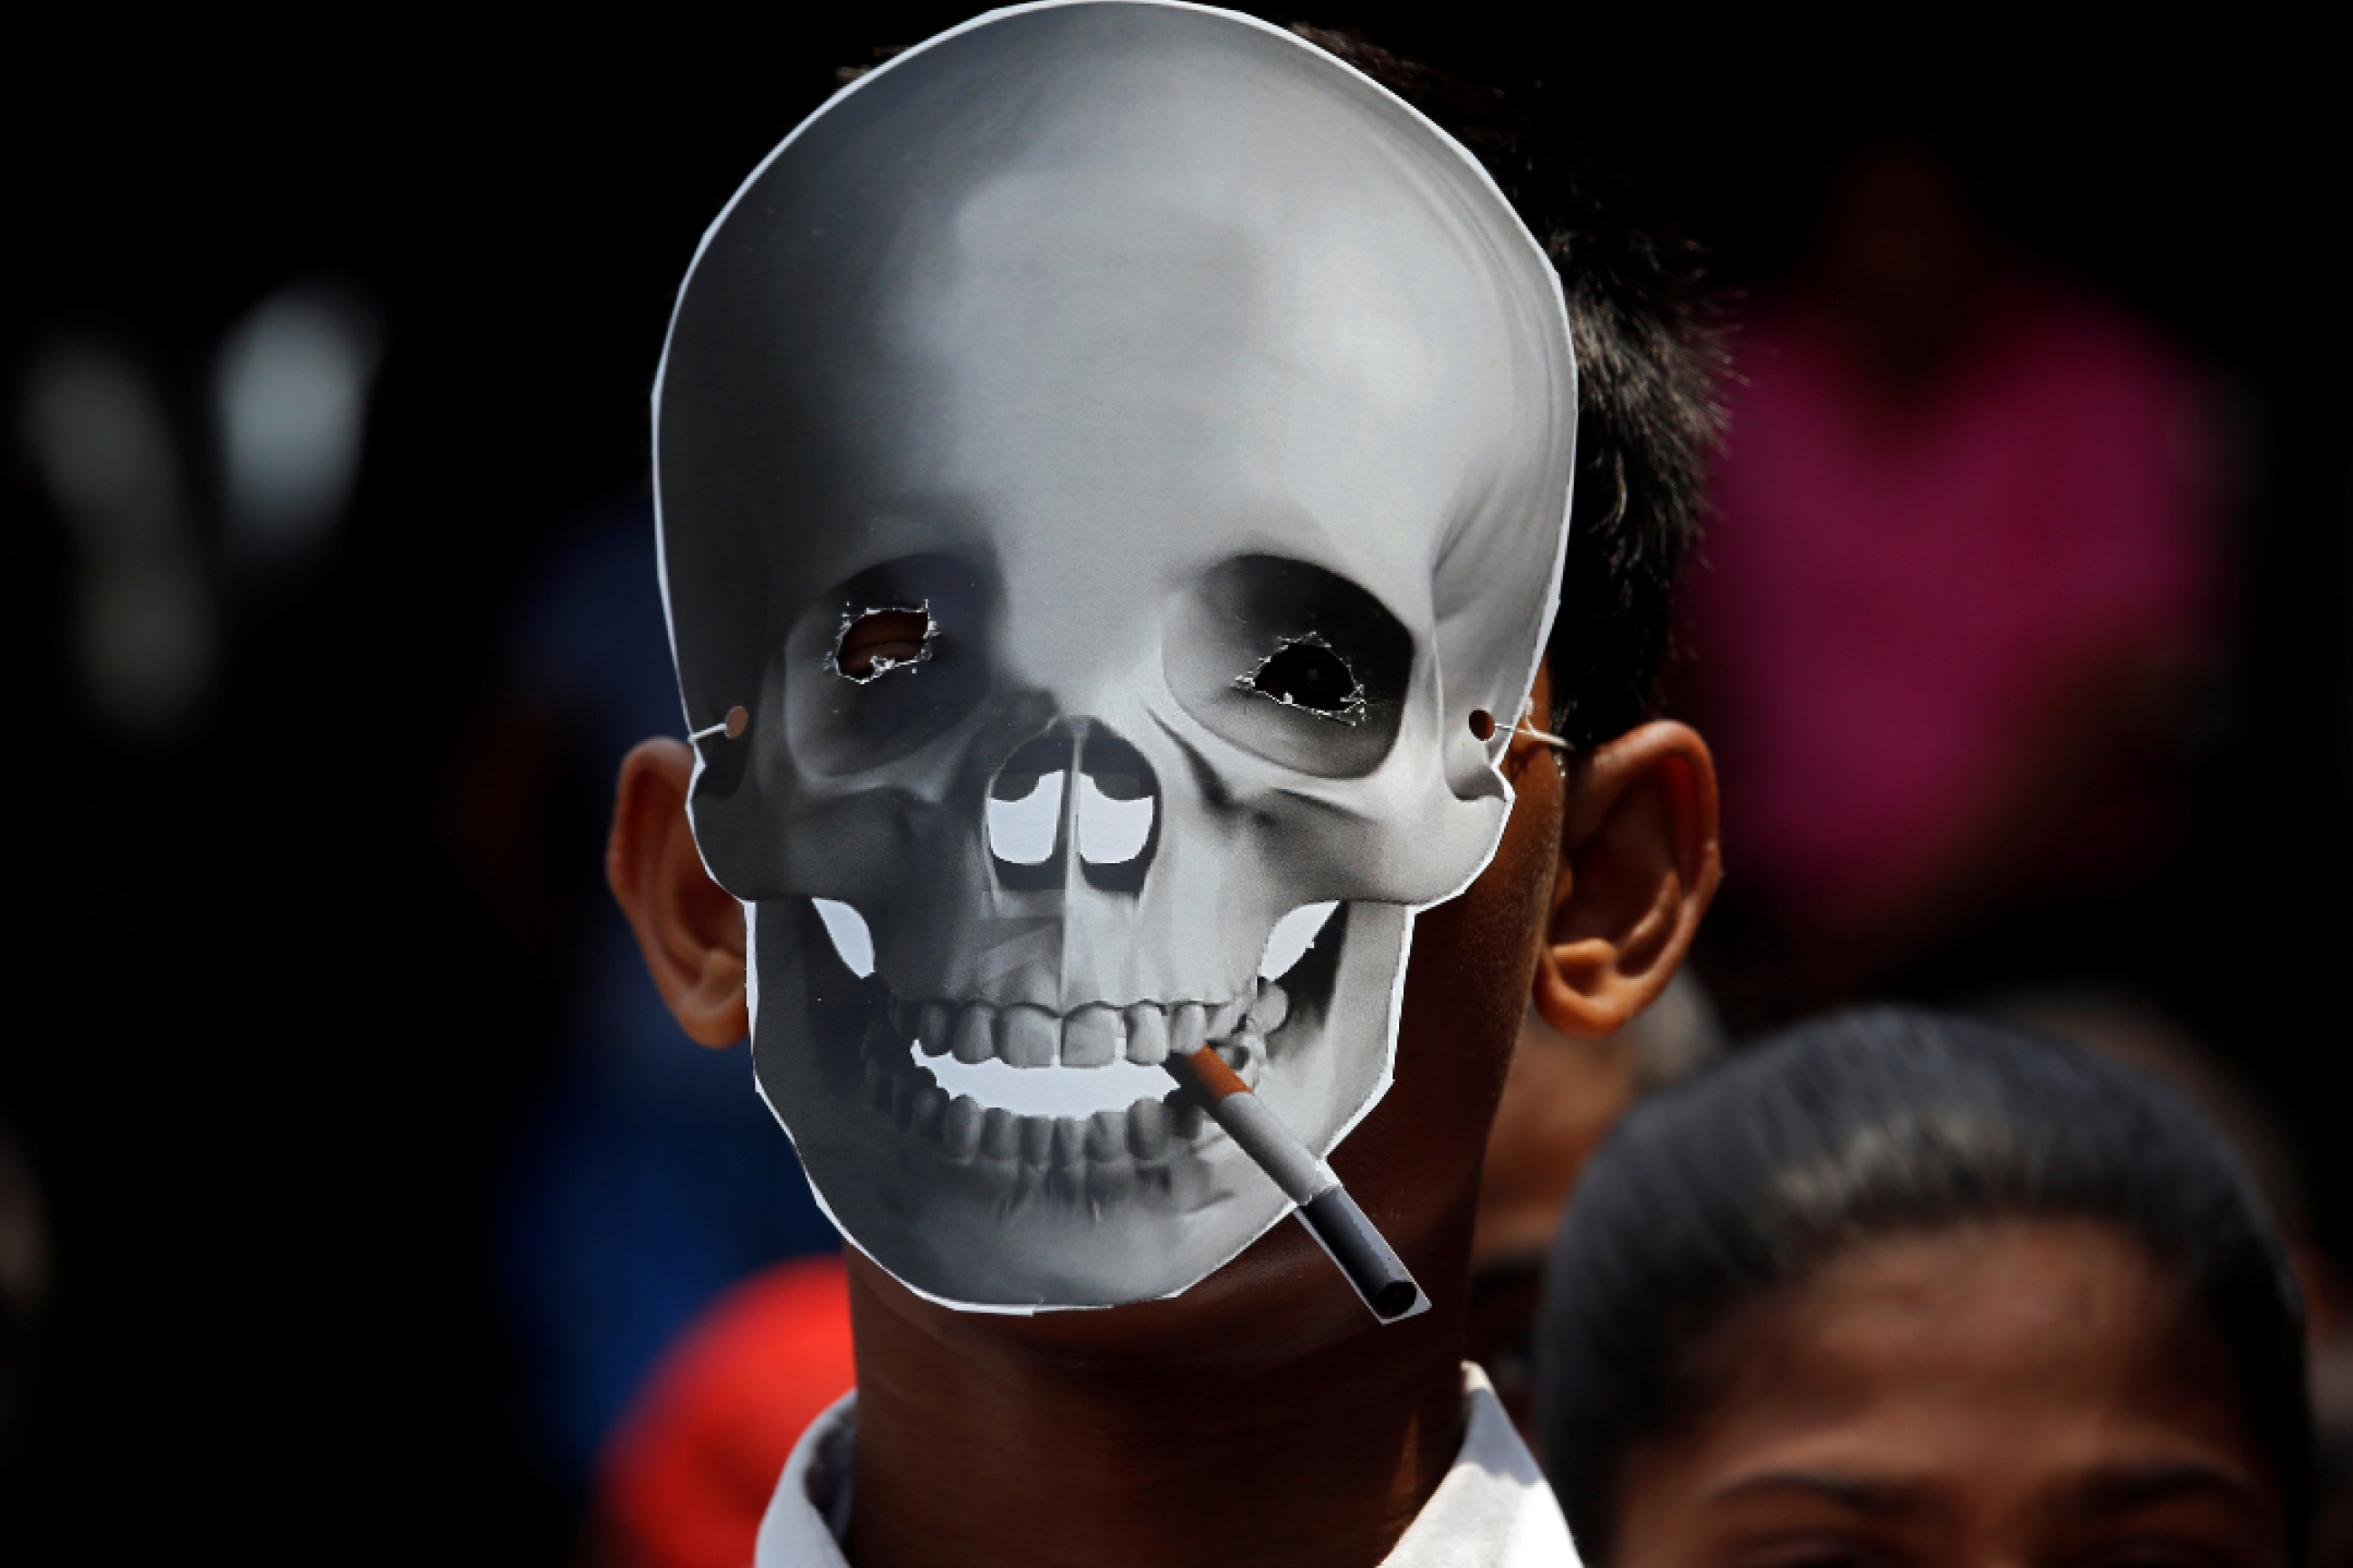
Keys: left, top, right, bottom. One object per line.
{"left": 842, "top": 1250, "right": 1470, "bottom": 1568}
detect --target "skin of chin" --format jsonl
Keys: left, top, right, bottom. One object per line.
{"left": 1608, "top": 1219, "right": 2287, "bottom": 1568}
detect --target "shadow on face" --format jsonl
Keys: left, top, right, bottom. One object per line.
{"left": 1610, "top": 1220, "right": 2287, "bottom": 1568}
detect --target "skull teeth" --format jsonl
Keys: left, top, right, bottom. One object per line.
{"left": 1003, "top": 1007, "right": 1059, "bottom": 1068}
{"left": 895, "top": 984, "right": 1287, "bottom": 1069}
{"left": 942, "top": 1092, "right": 984, "bottom": 1160}
{"left": 866, "top": 1068, "right": 1227, "bottom": 1170}
{"left": 859, "top": 989, "right": 1277, "bottom": 1171}
{"left": 1124, "top": 1004, "right": 1169, "bottom": 1065}
{"left": 1062, "top": 1007, "right": 1121, "bottom": 1067}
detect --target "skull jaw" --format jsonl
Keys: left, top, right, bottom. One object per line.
{"left": 748, "top": 898, "right": 1409, "bottom": 1309}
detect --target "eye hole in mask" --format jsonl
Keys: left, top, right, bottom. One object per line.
{"left": 1165, "top": 554, "right": 1412, "bottom": 779}
{"left": 832, "top": 603, "right": 935, "bottom": 682}
{"left": 1234, "top": 633, "right": 1366, "bottom": 726}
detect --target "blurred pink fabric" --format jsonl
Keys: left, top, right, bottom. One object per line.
{"left": 1690, "top": 282, "right": 2221, "bottom": 929}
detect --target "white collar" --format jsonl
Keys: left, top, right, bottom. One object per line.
{"left": 756, "top": 1363, "right": 1581, "bottom": 1568}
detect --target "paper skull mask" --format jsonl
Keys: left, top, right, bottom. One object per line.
{"left": 653, "top": 0, "right": 1576, "bottom": 1310}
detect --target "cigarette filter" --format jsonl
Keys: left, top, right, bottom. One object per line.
{"left": 1167, "top": 1042, "right": 1427, "bottom": 1322}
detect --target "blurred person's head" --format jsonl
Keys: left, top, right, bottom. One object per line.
{"left": 1979, "top": 989, "right": 2316, "bottom": 1251}
{"left": 1471, "top": 968, "right": 1725, "bottom": 1436}
{"left": 1537, "top": 1006, "right": 2310, "bottom": 1568}
{"left": 1983, "top": 989, "right": 2352, "bottom": 1568}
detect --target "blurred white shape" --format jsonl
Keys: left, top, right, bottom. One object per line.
{"left": 22, "top": 338, "right": 178, "bottom": 550}
{"left": 78, "top": 563, "right": 216, "bottom": 739}
{"left": 214, "top": 280, "right": 382, "bottom": 583}
{"left": 19, "top": 336, "right": 216, "bottom": 744}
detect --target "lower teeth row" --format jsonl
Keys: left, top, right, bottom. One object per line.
{"left": 863, "top": 1055, "right": 1200, "bottom": 1163}
{"left": 860, "top": 1030, "right": 1262, "bottom": 1164}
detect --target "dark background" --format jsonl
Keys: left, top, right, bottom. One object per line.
{"left": 4, "top": 7, "right": 2344, "bottom": 1560}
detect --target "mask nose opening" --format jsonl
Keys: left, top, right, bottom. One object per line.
{"left": 983, "top": 724, "right": 1160, "bottom": 893}
{"left": 1074, "top": 728, "right": 1157, "bottom": 893}
{"left": 986, "top": 731, "right": 1073, "bottom": 890}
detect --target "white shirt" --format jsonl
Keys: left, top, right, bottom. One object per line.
{"left": 756, "top": 1363, "right": 1582, "bottom": 1568}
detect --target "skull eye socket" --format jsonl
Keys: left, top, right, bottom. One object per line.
{"left": 1239, "top": 635, "right": 1365, "bottom": 725}
{"left": 834, "top": 606, "right": 933, "bottom": 681}
{"left": 1166, "top": 554, "right": 1411, "bottom": 779}
{"left": 784, "top": 555, "right": 992, "bottom": 779}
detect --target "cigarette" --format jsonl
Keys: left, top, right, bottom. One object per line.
{"left": 1165, "top": 1041, "right": 1427, "bottom": 1322}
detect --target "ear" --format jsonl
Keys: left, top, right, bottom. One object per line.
{"left": 606, "top": 738, "right": 750, "bottom": 1047}
{"left": 1531, "top": 721, "right": 1720, "bottom": 1041}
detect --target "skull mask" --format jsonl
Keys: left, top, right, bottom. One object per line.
{"left": 654, "top": 1, "right": 1576, "bottom": 1310}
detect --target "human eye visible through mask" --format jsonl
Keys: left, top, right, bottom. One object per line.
{"left": 831, "top": 603, "right": 936, "bottom": 682}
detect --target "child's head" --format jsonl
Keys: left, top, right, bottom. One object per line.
{"left": 1537, "top": 1007, "right": 2310, "bottom": 1568}
{"left": 611, "top": 5, "right": 1722, "bottom": 1344}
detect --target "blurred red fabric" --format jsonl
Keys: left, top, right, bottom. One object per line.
{"left": 595, "top": 1255, "right": 855, "bottom": 1568}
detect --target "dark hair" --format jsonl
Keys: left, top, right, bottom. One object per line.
{"left": 1292, "top": 28, "right": 1725, "bottom": 749}
{"left": 1536, "top": 1006, "right": 2310, "bottom": 1563}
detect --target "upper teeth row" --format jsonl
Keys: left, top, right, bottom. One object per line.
{"left": 887, "top": 984, "right": 1290, "bottom": 1069}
